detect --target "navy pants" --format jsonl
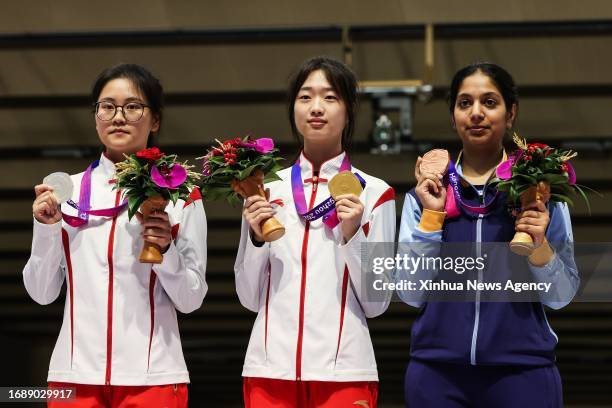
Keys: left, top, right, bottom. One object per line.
{"left": 405, "top": 359, "right": 563, "bottom": 408}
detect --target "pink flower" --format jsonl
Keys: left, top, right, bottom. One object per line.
{"left": 202, "top": 158, "right": 211, "bottom": 177}
{"left": 254, "top": 138, "right": 274, "bottom": 153}
{"left": 565, "top": 162, "right": 576, "bottom": 185}
{"left": 496, "top": 159, "right": 513, "bottom": 180}
{"left": 151, "top": 164, "right": 187, "bottom": 189}
{"left": 508, "top": 149, "right": 523, "bottom": 163}
{"left": 241, "top": 138, "right": 275, "bottom": 153}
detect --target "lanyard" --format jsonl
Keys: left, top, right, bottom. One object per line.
{"left": 291, "top": 154, "right": 365, "bottom": 229}
{"left": 62, "top": 160, "right": 127, "bottom": 227}
{"left": 444, "top": 159, "right": 498, "bottom": 218}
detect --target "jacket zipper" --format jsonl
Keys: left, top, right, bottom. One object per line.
{"left": 463, "top": 165, "right": 493, "bottom": 366}
{"left": 105, "top": 190, "right": 121, "bottom": 385}
{"left": 296, "top": 175, "right": 318, "bottom": 381}
{"left": 470, "top": 213, "right": 484, "bottom": 366}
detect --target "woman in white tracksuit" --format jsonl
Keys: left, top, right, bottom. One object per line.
{"left": 235, "top": 56, "right": 396, "bottom": 408}
{"left": 23, "top": 63, "right": 207, "bottom": 408}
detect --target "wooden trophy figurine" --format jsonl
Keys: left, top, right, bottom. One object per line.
{"left": 231, "top": 170, "right": 285, "bottom": 242}
{"left": 509, "top": 181, "right": 551, "bottom": 256}
{"left": 139, "top": 195, "right": 168, "bottom": 263}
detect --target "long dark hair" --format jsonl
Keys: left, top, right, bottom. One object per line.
{"left": 448, "top": 62, "right": 519, "bottom": 150}
{"left": 448, "top": 62, "right": 519, "bottom": 113}
{"left": 287, "top": 56, "right": 358, "bottom": 151}
{"left": 91, "top": 63, "right": 164, "bottom": 147}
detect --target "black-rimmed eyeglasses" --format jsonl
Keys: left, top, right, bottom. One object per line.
{"left": 94, "top": 101, "right": 150, "bottom": 122}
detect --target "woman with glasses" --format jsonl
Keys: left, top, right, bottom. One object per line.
{"left": 23, "top": 63, "right": 207, "bottom": 408}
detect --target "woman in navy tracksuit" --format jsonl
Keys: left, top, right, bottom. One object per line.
{"left": 397, "top": 62, "right": 578, "bottom": 407}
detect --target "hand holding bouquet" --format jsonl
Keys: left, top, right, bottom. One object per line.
{"left": 492, "top": 133, "right": 591, "bottom": 255}
{"left": 199, "top": 136, "right": 285, "bottom": 241}
{"left": 115, "top": 147, "right": 200, "bottom": 263}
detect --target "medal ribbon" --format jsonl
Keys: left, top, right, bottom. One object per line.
{"left": 444, "top": 159, "right": 498, "bottom": 218}
{"left": 291, "top": 154, "right": 365, "bottom": 228}
{"left": 62, "top": 160, "right": 128, "bottom": 227}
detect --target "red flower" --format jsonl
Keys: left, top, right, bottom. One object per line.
{"left": 136, "top": 147, "right": 164, "bottom": 162}
{"left": 223, "top": 138, "right": 242, "bottom": 148}
{"left": 561, "top": 163, "right": 568, "bottom": 173}
{"left": 527, "top": 142, "right": 549, "bottom": 150}
{"left": 524, "top": 154, "right": 532, "bottom": 162}
{"left": 224, "top": 151, "right": 237, "bottom": 165}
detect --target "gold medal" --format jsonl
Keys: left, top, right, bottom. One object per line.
{"left": 328, "top": 171, "right": 363, "bottom": 199}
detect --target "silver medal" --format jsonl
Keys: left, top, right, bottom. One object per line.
{"left": 43, "top": 172, "right": 74, "bottom": 204}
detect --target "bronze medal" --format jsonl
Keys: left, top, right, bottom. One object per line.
{"left": 420, "top": 149, "right": 450, "bottom": 175}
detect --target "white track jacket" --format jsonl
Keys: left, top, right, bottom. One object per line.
{"left": 23, "top": 153, "right": 207, "bottom": 386}
{"left": 235, "top": 152, "right": 396, "bottom": 382}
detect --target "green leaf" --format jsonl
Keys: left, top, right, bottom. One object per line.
{"left": 572, "top": 184, "right": 592, "bottom": 214}
{"left": 128, "top": 195, "right": 146, "bottom": 220}
{"left": 550, "top": 193, "right": 574, "bottom": 207}
{"left": 514, "top": 174, "right": 537, "bottom": 184}
{"left": 264, "top": 172, "right": 282, "bottom": 183}
{"left": 170, "top": 189, "right": 180, "bottom": 204}
{"left": 542, "top": 173, "right": 568, "bottom": 185}
{"left": 237, "top": 163, "right": 262, "bottom": 180}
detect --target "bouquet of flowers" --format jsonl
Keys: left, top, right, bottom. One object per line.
{"left": 492, "top": 133, "right": 591, "bottom": 255}
{"left": 115, "top": 147, "right": 200, "bottom": 263}
{"left": 493, "top": 133, "right": 590, "bottom": 210}
{"left": 199, "top": 136, "right": 285, "bottom": 241}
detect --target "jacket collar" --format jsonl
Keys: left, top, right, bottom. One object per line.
{"left": 298, "top": 150, "right": 348, "bottom": 183}
{"left": 98, "top": 152, "right": 119, "bottom": 180}
{"left": 455, "top": 149, "right": 507, "bottom": 187}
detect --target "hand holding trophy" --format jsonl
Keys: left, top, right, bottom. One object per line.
{"left": 493, "top": 133, "right": 592, "bottom": 256}
{"left": 115, "top": 147, "right": 201, "bottom": 263}
{"left": 199, "top": 136, "right": 285, "bottom": 242}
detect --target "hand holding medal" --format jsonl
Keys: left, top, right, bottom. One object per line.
{"left": 42, "top": 172, "right": 74, "bottom": 204}
{"left": 32, "top": 172, "right": 74, "bottom": 224}
{"left": 329, "top": 171, "right": 365, "bottom": 241}
{"left": 290, "top": 155, "right": 367, "bottom": 239}
{"left": 33, "top": 172, "right": 73, "bottom": 224}
{"left": 329, "top": 171, "right": 363, "bottom": 199}
{"left": 415, "top": 149, "right": 449, "bottom": 212}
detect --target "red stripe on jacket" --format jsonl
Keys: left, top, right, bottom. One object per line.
{"left": 335, "top": 266, "right": 350, "bottom": 362}
{"left": 171, "top": 224, "right": 180, "bottom": 240}
{"left": 296, "top": 177, "right": 319, "bottom": 380}
{"left": 61, "top": 229, "right": 74, "bottom": 367}
{"left": 147, "top": 272, "right": 157, "bottom": 371}
{"left": 171, "top": 188, "right": 201, "bottom": 239}
{"left": 373, "top": 187, "right": 395, "bottom": 210}
{"left": 105, "top": 190, "right": 122, "bottom": 385}
{"left": 184, "top": 188, "right": 202, "bottom": 207}
{"left": 264, "top": 265, "right": 271, "bottom": 351}
{"left": 362, "top": 187, "right": 395, "bottom": 237}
